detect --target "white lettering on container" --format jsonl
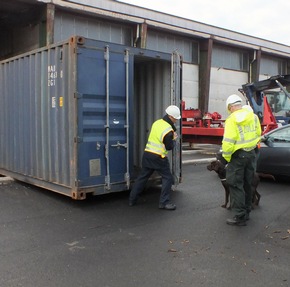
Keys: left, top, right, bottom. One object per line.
{"left": 48, "top": 65, "right": 58, "bottom": 87}
{"left": 52, "top": 97, "right": 56, "bottom": 108}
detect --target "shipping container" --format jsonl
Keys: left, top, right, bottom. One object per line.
{"left": 0, "top": 36, "right": 182, "bottom": 199}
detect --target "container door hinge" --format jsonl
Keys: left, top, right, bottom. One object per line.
{"left": 74, "top": 137, "right": 83, "bottom": 143}
{"left": 74, "top": 92, "right": 83, "bottom": 99}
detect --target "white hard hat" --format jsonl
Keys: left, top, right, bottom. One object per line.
{"left": 226, "top": 94, "right": 242, "bottom": 110}
{"left": 165, "top": 105, "right": 181, "bottom": 119}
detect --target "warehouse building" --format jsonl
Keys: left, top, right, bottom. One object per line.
{"left": 1, "top": 0, "right": 290, "bottom": 118}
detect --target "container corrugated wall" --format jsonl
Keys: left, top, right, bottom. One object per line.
{"left": 0, "top": 42, "right": 73, "bottom": 194}
{"left": 0, "top": 36, "right": 181, "bottom": 199}
{"left": 133, "top": 60, "right": 171, "bottom": 166}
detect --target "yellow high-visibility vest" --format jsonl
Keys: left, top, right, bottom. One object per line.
{"left": 145, "top": 119, "right": 173, "bottom": 158}
{"left": 222, "top": 109, "right": 261, "bottom": 162}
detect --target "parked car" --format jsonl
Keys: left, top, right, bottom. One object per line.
{"left": 257, "top": 124, "right": 290, "bottom": 177}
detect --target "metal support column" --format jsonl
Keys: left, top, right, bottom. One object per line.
{"left": 199, "top": 37, "right": 213, "bottom": 114}
{"left": 46, "top": 3, "right": 55, "bottom": 45}
{"left": 250, "top": 49, "right": 261, "bottom": 82}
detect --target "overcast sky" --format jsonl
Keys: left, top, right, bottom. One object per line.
{"left": 118, "top": 0, "right": 290, "bottom": 46}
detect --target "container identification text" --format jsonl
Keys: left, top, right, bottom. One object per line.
{"left": 48, "top": 65, "right": 57, "bottom": 87}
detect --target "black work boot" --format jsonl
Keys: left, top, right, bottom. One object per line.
{"left": 159, "top": 202, "right": 176, "bottom": 210}
{"left": 129, "top": 198, "right": 137, "bottom": 206}
{"left": 226, "top": 216, "right": 246, "bottom": 226}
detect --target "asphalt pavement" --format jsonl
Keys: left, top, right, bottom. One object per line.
{"left": 0, "top": 145, "right": 289, "bottom": 287}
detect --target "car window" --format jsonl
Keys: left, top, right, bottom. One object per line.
{"left": 269, "top": 127, "right": 290, "bottom": 142}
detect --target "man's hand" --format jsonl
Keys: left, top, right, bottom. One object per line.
{"left": 220, "top": 156, "right": 228, "bottom": 166}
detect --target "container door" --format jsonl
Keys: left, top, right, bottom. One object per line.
{"left": 76, "top": 42, "right": 133, "bottom": 192}
{"left": 104, "top": 47, "right": 132, "bottom": 190}
{"left": 171, "top": 51, "right": 182, "bottom": 185}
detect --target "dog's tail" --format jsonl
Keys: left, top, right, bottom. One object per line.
{"left": 257, "top": 173, "right": 276, "bottom": 181}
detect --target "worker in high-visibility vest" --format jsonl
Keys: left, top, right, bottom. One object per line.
{"left": 129, "top": 105, "right": 181, "bottom": 210}
{"left": 242, "top": 104, "right": 261, "bottom": 169}
{"left": 221, "top": 95, "right": 261, "bottom": 226}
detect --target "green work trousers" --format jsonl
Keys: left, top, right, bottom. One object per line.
{"left": 226, "top": 149, "right": 256, "bottom": 219}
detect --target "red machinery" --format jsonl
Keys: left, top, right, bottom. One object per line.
{"left": 182, "top": 97, "right": 278, "bottom": 145}
{"left": 182, "top": 101, "right": 225, "bottom": 145}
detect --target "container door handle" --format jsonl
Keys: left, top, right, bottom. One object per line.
{"left": 111, "top": 141, "right": 127, "bottom": 149}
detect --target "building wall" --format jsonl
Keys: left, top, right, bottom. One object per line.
{"left": 146, "top": 30, "right": 198, "bottom": 64}
{"left": 182, "top": 64, "right": 199, "bottom": 109}
{"left": 209, "top": 68, "right": 248, "bottom": 119}
{"left": 54, "top": 11, "right": 132, "bottom": 45}
{"left": 259, "top": 54, "right": 287, "bottom": 79}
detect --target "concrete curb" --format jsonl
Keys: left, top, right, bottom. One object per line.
{"left": 182, "top": 157, "right": 215, "bottom": 165}
{"left": 0, "top": 177, "right": 14, "bottom": 183}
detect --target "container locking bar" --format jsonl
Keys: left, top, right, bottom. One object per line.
{"left": 104, "top": 45, "right": 111, "bottom": 190}
{"left": 124, "top": 49, "right": 130, "bottom": 189}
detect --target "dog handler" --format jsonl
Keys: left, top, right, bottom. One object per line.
{"left": 129, "top": 105, "right": 181, "bottom": 210}
{"left": 221, "top": 95, "right": 261, "bottom": 226}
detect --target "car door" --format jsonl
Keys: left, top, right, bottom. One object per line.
{"left": 258, "top": 126, "right": 290, "bottom": 176}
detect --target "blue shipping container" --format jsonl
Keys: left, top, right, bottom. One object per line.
{"left": 0, "top": 36, "right": 182, "bottom": 199}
